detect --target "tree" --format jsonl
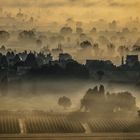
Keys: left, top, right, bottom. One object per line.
{"left": 60, "top": 27, "right": 73, "bottom": 35}
{"left": 107, "top": 43, "right": 115, "bottom": 54}
{"left": 80, "top": 85, "right": 137, "bottom": 115}
{"left": 109, "top": 20, "right": 117, "bottom": 30}
{"left": 58, "top": 96, "right": 72, "bottom": 109}
{"left": 18, "top": 30, "right": 36, "bottom": 41}
{"left": 0, "top": 55, "right": 8, "bottom": 68}
{"left": 99, "top": 85, "right": 105, "bottom": 95}
{"left": 0, "top": 31, "right": 10, "bottom": 43}
{"left": 90, "top": 27, "right": 97, "bottom": 34}
{"left": 49, "top": 35, "right": 64, "bottom": 44}
{"left": 98, "top": 36, "right": 110, "bottom": 45}
{"left": 80, "top": 86, "right": 98, "bottom": 112}
{"left": 76, "top": 27, "right": 83, "bottom": 34}
{"left": 13, "top": 54, "right": 21, "bottom": 65}
{"left": 116, "top": 92, "right": 136, "bottom": 111}
{"left": 25, "top": 52, "right": 38, "bottom": 68}
{"left": 36, "top": 39, "right": 42, "bottom": 47}
{"left": 80, "top": 40, "right": 92, "bottom": 49}
{"left": 122, "top": 27, "right": 129, "bottom": 34}
{"left": 76, "top": 21, "right": 83, "bottom": 27}
{"left": 39, "top": 35, "right": 47, "bottom": 41}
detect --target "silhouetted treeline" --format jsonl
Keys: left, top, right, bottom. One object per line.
{"left": 28, "top": 60, "right": 89, "bottom": 79}
{"left": 0, "top": 48, "right": 140, "bottom": 82}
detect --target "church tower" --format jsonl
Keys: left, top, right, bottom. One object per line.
{"left": 121, "top": 56, "right": 124, "bottom": 65}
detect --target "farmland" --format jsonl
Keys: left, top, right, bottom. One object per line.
{"left": 0, "top": 111, "right": 140, "bottom": 139}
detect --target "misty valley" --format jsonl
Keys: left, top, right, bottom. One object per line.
{"left": 1, "top": 1, "right": 140, "bottom": 139}
{"left": 0, "top": 80, "right": 139, "bottom": 112}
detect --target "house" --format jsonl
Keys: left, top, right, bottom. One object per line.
{"left": 126, "top": 55, "right": 139, "bottom": 67}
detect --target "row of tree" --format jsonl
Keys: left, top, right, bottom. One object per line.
{"left": 57, "top": 85, "right": 137, "bottom": 116}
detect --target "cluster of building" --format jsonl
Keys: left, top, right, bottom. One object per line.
{"left": 86, "top": 55, "right": 140, "bottom": 82}
{"left": 86, "top": 55, "right": 139, "bottom": 69}
{"left": 0, "top": 47, "right": 73, "bottom": 75}
{"left": 0, "top": 44, "right": 140, "bottom": 82}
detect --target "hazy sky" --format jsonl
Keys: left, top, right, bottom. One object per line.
{"left": 0, "top": 0, "right": 140, "bottom": 23}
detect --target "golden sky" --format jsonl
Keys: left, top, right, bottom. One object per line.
{"left": 0, "top": 0, "right": 140, "bottom": 23}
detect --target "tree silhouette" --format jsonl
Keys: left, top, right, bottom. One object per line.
{"left": 18, "top": 30, "right": 36, "bottom": 41}
{"left": 0, "top": 55, "right": 8, "bottom": 68}
{"left": 0, "top": 31, "right": 10, "bottom": 43}
{"left": 80, "top": 85, "right": 137, "bottom": 115}
{"left": 58, "top": 96, "right": 72, "bottom": 109}
{"left": 80, "top": 40, "right": 92, "bottom": 49}
{"left": 80, "top": 86, "right": 98, "bottom": 112}
{"left": 36, "top": 39, "right": 42, "bottom": 47}
{"left": 99, "top": 85, "right": 105, "bottom": 95}
{"left": 116, "top": 92, "right": 136, "bottom": 111}
{"left": 25, "top": 52, "right": 38, "bottom": 68}
{"left": 90, "top": 27, "right": 97, "bottom": 34}
{"left": 60, "top": 27, "right": 73, "bottom": 35}
{"left": 76, "top": 27, "right": 83, "bottom": 34}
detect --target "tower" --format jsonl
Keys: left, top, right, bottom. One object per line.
{"left": 121, "top": 56, "right": 124, "bottom": 65}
